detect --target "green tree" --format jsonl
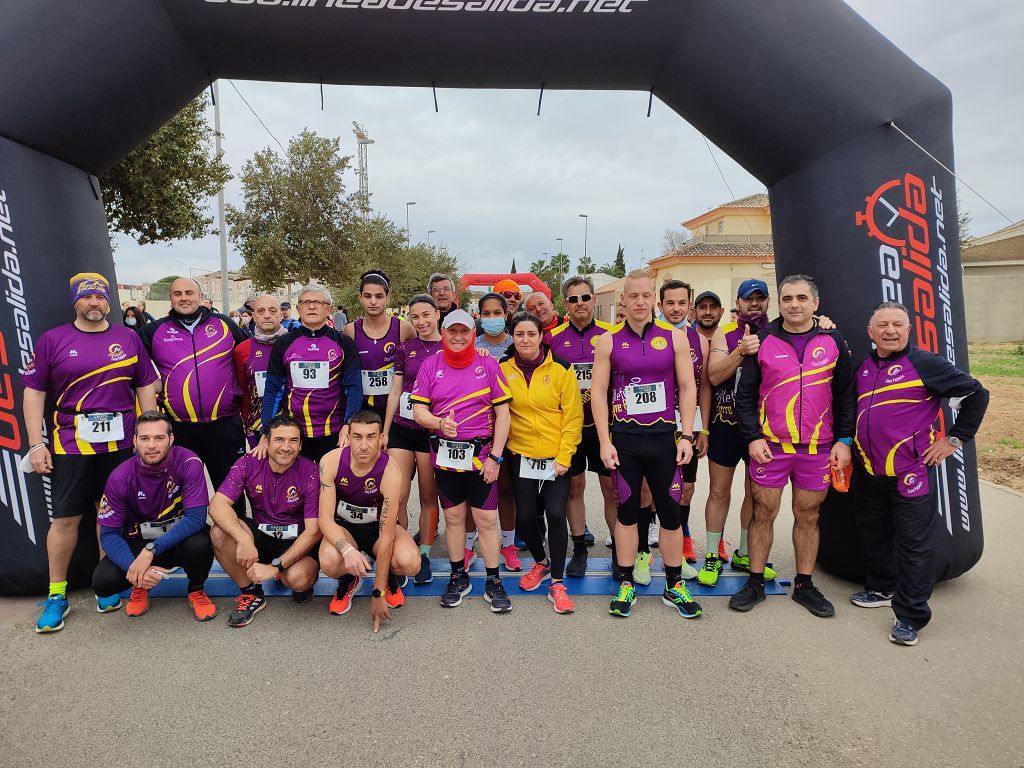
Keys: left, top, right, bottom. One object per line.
{"left": 510, "top": 258, "right": 518, "bottom": 273}
{"left": 101, "top": 97, "right": 231, "bottom": 245}
{"left": 146, "top": 275, "right": 182, "bottom": 301}
{"left": 227, "top": 129, "right": 359, "bottom": 290}
{"left": 529, "top": 259, "right": 551, "bottom": 284}
{"left": 957, "top": 194, "right": 973, "bottom": 255}
{"left": 577, "top": 254, "right": 597, "bottom": 274}
{"left": 598, "top": 245, "right": 627, "bottom": 278}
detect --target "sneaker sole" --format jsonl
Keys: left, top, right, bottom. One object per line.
{"left": 662, "top": 596, "right": 702, "bottom": 619}
{"left": 484, "top": 593, "right": 512, "bottom": 613}
{"left": 548, "top": 592, "right": 575, "bottom": 614}
{"left": 228, "top": 599, "right": 267, "bottom": 628}
{"left": 608, "top": 605, "right": 633, "bottom": 617}
{"left": 96, "top": 599, "right": 123, "bottom": 613}
{"left": 329, "top": 578, "right": 362, "bottom": 615}
{"left": 565, "top": 565, "right": 587, "bottom": 578}
{"left": 192, "top": 608, "right": 218, "bottom": 622}
{"left": 414, "top": 571, "right": 433, "bottom": 585}
{"left": 500, "top": 558, "right": 523, "bottom": 572}
{"left": 889, "top": 633, "right": 919, "bottom": 646}
{"left": 441, "top": 583, "right": 472, "bottom": 608}
{"left": 519, "top": 573, "right": 550, "bottom": 592}
{"left": 126, "top": 604, "right": 150, "bottom": 618}
{"left": 793, "top": 596, "right": 835, "bottom": 618}
{"left": 35, "top": 604, "right": 70, "bottom": 633}
{"left": 851, "top": 598, "right": 893, "bottom": 608}
{"left": 696, "top": 574, "right": 721, "bottom": 588}
{"left": 728, "top": 594, "right": 765, "bottom": 612}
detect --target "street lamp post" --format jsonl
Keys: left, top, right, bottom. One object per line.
{"left": 428, "top": 230, "right": 436, "bottom": 247}
{"left": 579, "top": 214, "right": 589, "bottom": 267}
{"left": 405, "top": 201, "right": 416, "bottom": 246}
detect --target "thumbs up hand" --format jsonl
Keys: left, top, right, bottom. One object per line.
{"left": 739, "top": 324, "right": 760, "bottom": 357}
{"left": 439, "top": 409, "right": 459, "bottom": 438}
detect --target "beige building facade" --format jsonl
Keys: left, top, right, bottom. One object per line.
{"left": 962, "top": 222, "right": 1024, "bottom": 342}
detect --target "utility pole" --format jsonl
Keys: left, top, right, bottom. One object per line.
{"left": 352, "top": 122, "right": 374, "bottom": 220}
{"left": 213, "top": 81, "right": 230, "bottom": 312}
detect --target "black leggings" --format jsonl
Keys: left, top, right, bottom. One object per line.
{"left": 173, "top": 417, "right": 245, "bottom": 515}
{"left": 92, "top": 528, "right": 214, "bottom": 597}
{"left": 509, "top": 454, "right": 571, "bottom": 580}
{"left": 612, "top": 431, "right": 682, "bottom": 530}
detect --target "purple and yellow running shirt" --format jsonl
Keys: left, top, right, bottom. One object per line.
{"left": 262, "top": 325, "right": 361, "bottom": 439}
{"left": 233, "top": 337, "right": 274, "bottom": 446}
{"left": 355, "top": 316, "right": 402, "bottom": 420}
{"left": 392, "top": 337, "right": 442, "bottom": 430}
{"left": 711, "top": 320, "right": 744, "bottom": 427}
{"left": 410, "top": 351, "right": 512, "bottom": 471}
{"left": 97, "top": 446, "right": 209, "bottom": 539}
{"left": 139, "top": 310, "right": 249, "bottom": 424}
{"left": 333, "top": 447, "right": 388, "bottom": 525}
{"left": 22, "top": 323, "right": 157, "bottom": 455}
{"left": 549, "top": 319, "right": 614, "bottom": 428}
{"left": 609, "top": 319, "right": 678, "bottom": 435}
{"left": 217, "top": 453, "right": 319, "bottom": 527}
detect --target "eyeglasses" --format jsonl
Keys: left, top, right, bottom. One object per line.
{"left": 430, "top": 285, "right": 454, "bottom": 294}
{"left": 565, "top": 294, "right": 593, "bottom": 304}
{"left": 297, "top": 299, "right": 329, "bottom": 308}
{"left": 500, "top": 291, "right": 522, "bottom": 301}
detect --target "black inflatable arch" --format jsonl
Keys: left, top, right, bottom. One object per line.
{"left": 0, "top": 0, "right": 980, "bottom": 593}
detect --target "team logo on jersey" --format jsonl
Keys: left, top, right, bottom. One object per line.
{"left": 620, "top": 341, "right": 630, "bottom": 349}
{"left": 339, "top": 476, "right": 349, "bottom": 486}
{"left": 97, "top": 496, "right": 114, "bottom": 520}
{"left": 474, "top": 365, "right": 486, "bottom": 379}
{"left": 690, "top": 348, "right": 698, "bottom": 363}
{"left": 563, "top": 340, "right": 572, "bottom": 347}
{"left": 108, "top": 343, "right": 126, "bottom": 362}
{"left": 254, "top": 484, "right": 263, "bottom": 494}
{"left": 328, "top": 349, "right": 338, "bottom": 361}
{"left": 384, "top": 341, "right": 396, "bottom": 355}
{"left": 812, "top": 346, "right": 827, "bottom": 361}
{"left": 542, "top": 375, "right": 550, "bottom": 385}
{"left": 286, "top": 485, "right": 300, "bottom": 503}
{"left": 166, "top": 479, "right": 180, "bottom": 498}
{"left": 255, "top": 350, "right": 263, "bottom": 357}
{"left": 309, "top": 343, "right": 319, "bottom": 351}
{"left": 205, "top": 324, "right": 217, "bottom": 338}
{"left": 409, "top": 350, "right": 417, "bottom": 358}
{"left": 651, "top": 337, "right": 667, "bottom": 351}
{"left": 887, "top": 364, "right": 904, "bottom": 377}
{"left": 903, "top": 473, "right": 917, "bottom": 487}
{"left": 435, "top": 370, "right": 444, "bottom": 379}
{"left": 755, "top": 466, "right": 766, "bottom": 476}
{"left": 69, "top": 349, "right": 79, "bottom": 357}
{"left": 590, "top": 336, "right": 599, "bottom": 348}
{"left": 364, "top": 477, "right": 378, "bottom": 494}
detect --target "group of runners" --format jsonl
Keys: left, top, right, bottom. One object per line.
{"left": 25, "top": 267, "right": 988, "bottom": 644}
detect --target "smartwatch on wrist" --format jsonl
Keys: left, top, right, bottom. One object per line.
{"left": 490, "top": 454, "right": 503, "bottom": 465}
{"left": 679, "top": 433, "right": 694, "bottom": 443}
{"left": 272, "top": 558, "right": 285, "bottom": 573}
{"left": 144, "top": 542, "right": 157, "bottom": 554}
{"left": 371, "top": 588, "right": 386, "bottom": 599}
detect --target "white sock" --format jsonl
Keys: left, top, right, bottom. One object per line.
{"left": 465, "top": 532, "right": 478, "bottom": 550}
{"left": 501, "top": 529, "right": 516, "bottom": 548}
{"left": 738, "top": 528, "right": 749, "bottom": 558}
{"left": 706, "top": 531, "right": 722, "bottom": 556}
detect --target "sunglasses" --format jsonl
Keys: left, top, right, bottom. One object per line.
{"left": 565, "top": 294, "right": 593, "bottom": 304}
{"left": 500, "top": 291, "right": 522, "bottom": 301}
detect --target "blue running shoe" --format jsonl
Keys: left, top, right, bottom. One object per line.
{"left": 850, "top": 590, "right": 894, "bottom": 608}
{"left": 889, "top": 619, "right": 919, "bottom": 646}
{"left": 35, "top": 595, "right": 70, "bottom": 633}
{"left": 583, "top": 525, "right": 595, "bottom": 547}
{"left": 96, "top": 593, "right": 123, "bottom": 613}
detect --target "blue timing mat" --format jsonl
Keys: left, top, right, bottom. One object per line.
{"left": 144, "top": 557, "right": 789, "bottom": 599}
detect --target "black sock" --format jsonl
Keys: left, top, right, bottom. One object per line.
{"left": 665, "top": 565, "right": 682, "bottom": 588}
{"left": 680, "top": 505, "right": 691, "bottom": 532}
{"left": 616, "top": 565, "right": 634, "bottom": 584}
{"left": 187, "top": 581, "right": 205, "bottom": 594}
{"left": 241, "top": 582, "right": 263, "bottom": 596}
{"left": 750, "top": 571, "right": 766, "bottom": 585}
{"left": 486, "top": 566, "right": 500, "bottom": 579}
{"left": 387, "top": 573, "right": 399, "bottom": 591}
{"left": 795, "top": 573, "right": 813, "bottom": 588}
{"left": 571, "top": 534, "right": 587, "bottom": 555}
{"left": 450, "top": 558, "right": 465, "bottom": 575}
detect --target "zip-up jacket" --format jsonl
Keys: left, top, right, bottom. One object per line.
{"left": 500, "top": 348, "right": 583, "bottom": 468}
{"left": 140, "top": 308, "right": 249, "bottom": 423}
{"left": 854, "top": 344, "right": 988, "bottom": 497}
{"left": 737, "top": 318, "right": 855, "bottom": 453}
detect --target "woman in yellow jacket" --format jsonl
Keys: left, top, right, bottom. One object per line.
{"left": 500, "top": 312, "right": 583, "bottom": 613}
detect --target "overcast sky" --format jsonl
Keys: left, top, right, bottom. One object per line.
{"left": 113, "top": 0, "right": 1023, "bottom": 286}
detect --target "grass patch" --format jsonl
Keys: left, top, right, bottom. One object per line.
{"left": 968, "top": 343, "right": 1024, "bottom": 379}
{"left": 997, "top": 436, "right": 1024, "bottom": 450}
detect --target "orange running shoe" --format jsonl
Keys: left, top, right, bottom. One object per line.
{"left": 125, "top": 587, "right": 150, "bottom": 618}
{"left": 519, "top": 562, "right": 551, "bottom": 592}
{"left": 718, "top": 539, "right": 730, "bottom": 562}
{"left": 386, "top": 582, "right": 405, "bottom": 608}
{"left": 683, "top": 535, "right": 697, "bottom": 564}
{"left": 329, "top": 575, "right": 361, "bottom": 615}
{"left": 187, "top": 590, "right": 217, "bottom": 622}
{"left": 548, "top": 582, "right": 575, "bottom": 614}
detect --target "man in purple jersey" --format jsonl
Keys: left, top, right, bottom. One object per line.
{"left": 318, "top": 411, "right": 420, "bottom": 633}
{"left": 411, "top": 309, "right": 514, "bottom": 613}
{"left": 260, "top": 284, "right": 362, "bottom": 464}
{"left": 210, "top": 415, "right": 322, "bottom": 628}
{"left": 139, "top": 277, "right": 250, "bottom": 516}
{"left": 92, "top": 412, "right": 218, "bottom": 622}
{"left": 851, "top": 302, "right": 988, "bottom": 646}
{"left": 731, "top": 275, "right": 855, "bottom": 617}
{"left": 23, "top": 272, "right": 158, "bottom": 633}
{"left": 233, "top": 296, "right": 288, "bottom": 450}
{"left": 550, "top": 276, "right": 616, "bottom": 578}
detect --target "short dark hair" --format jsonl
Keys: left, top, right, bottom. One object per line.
{"left": 136, "top": 410, "right": 173, "bottom": 435}
{"left": 478, "top": 292, "right": 508, "bottom": 314}
{"left": 871, "top": 301, "right": 910, "bottom": 319}
{"left": 407, "top": 293, "right": 438, "bottom": 310}
{"left": 562, "top": 275, "right": 594, "bottom": 296}
{"left": 659, "top": 279, "right": 692, "bottom": 303}
{"left": 779, "top": 273, "right": 819, "bottom": 299}
{"left": 428, "top": 273, "right": 455, "bottom": 292}
{"left": 267, "top": 414, "right": 302, "bottom": 439}
{"left": 349, "top": 410, "right": 383, "bottom": 429}
{"left": 509, "top": 311, "right": 544, "bottom": 336}
{"left": 359, "top": 270, "right": 391, "bottom": 294}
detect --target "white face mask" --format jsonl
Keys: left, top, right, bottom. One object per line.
{"left": 125, "top": 317, "right": 137, "bottom": 327}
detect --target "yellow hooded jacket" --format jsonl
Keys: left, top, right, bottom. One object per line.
{"left": 500, "top": 348, "right": 583, "bottom": 467}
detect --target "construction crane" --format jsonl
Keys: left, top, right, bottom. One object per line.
{"left": 352, "top": 122, "right": 374, "bottom": 219}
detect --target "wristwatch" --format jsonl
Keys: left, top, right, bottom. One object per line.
{"left": 948, "top": 436, "right": 963, "bottom": 450}
{"left": 371, "top": 588, "right": 386, "bottom": 598}
{"left": 679, "top": 433, "right": 694, "bottom": 443}
{"left": 272, "top": 558, "right": 286, "bottom": 573}
{"left": 144, "top": 542, "right": 157, "bottom": 554}
{"left": 489, "top": 454, "right": 503, "bottom": 464}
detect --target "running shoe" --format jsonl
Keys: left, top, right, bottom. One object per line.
{"left": 329, "top": 575, "right": 362, "bottom": 615}
{"left": 441, "top": 571, "right": 471, "bottom": 608}
{"left": 730, "top": 551, "right": 777, "bottom": 581}
{"left": 228, "top": 592, "right": 266, "bottom": 628}
{"left": 96, "top": 593, "right": 123, "bottom": 613}
{"left": 386, "top": 583, "right": 405, "bottom": 609}
{"left": 662, "top": 582, "right": 702, "bottom": 619}
{"left": 633, "top": 551, "right": 653, "bottom": 585}
{"left": 683, "top": 535, "right": 697, "bottom": 564}
{"left": 609, "top": 581, "right": 636, "bottom": 617}
{"left": 648, "top": 521, "right": 660, "bottom": 548}
{"left": 679, "top": 561, "right": 699, "bottom": 581}
{"left": 292, "top": 589, "right": 314, "bottom": 604}
{"left": 414, "top": 554, "right": 433, "bottom": 585}
{"left": 583, "top": 525, "right": 595, "bottom": 547}
{"left": 697, "top": 554, "right": 723, "bottom": 587}
{"left": 792, "top": 582, "right": 835, "bottom": 617}
{"left": 515, "top": 537, "right": 528, "bottom": 551}
{"left": 499, "top": 544, "right": 523, "bottom": 571}
{"left": 851, "top": 590, "right": 894, "bottom": 608}
{"left": 729, "top": 578, "right": 766, "bottom": 611}
{"left": 398, "top": 575, "right": 409, "bottom": 589}
{"left": 35, "top": 595, "right": 70, "bottom": 633}
{"left": 187, "top": 590, "right": 218, "bottom": 622}
{"left": 464, "top": 549, "right": 478, "bottom": 570}
{"left": 718, "top": 539, "right": 730, "bottom": 562}
{"left": 565, "top": 551, "right": 588, "bottom": 578}
{"left": 484, "top": 576, "right": 512, "bottom": 613}
{"left": 605, "top": 534, "right": 613, "bottom": 547}
{"left": 519, "top": 562, "right": 551, "bottom": 592}
{"left": 126, "top": 587, "right": 150, "bottom": 618}
{"left": 889, "top": 618, "right": 919, "bottom": 646}
{"left": 548, "top": 582, "right": 575, "bottom": 614}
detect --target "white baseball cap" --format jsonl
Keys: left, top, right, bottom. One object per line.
{"left": 441, "top": 309, "right": 475, "bottom": 330}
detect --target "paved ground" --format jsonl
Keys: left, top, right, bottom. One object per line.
{"left": 1, "top": 472, "right": 1021, "bottom": 768}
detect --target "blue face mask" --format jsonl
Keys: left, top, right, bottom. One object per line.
{"left": 481, "top": 317, "right": 506, "bottom": 336}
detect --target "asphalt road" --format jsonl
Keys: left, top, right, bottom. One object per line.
{"left": 2, "top": 472, "right": 1021, "bottom": 768}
